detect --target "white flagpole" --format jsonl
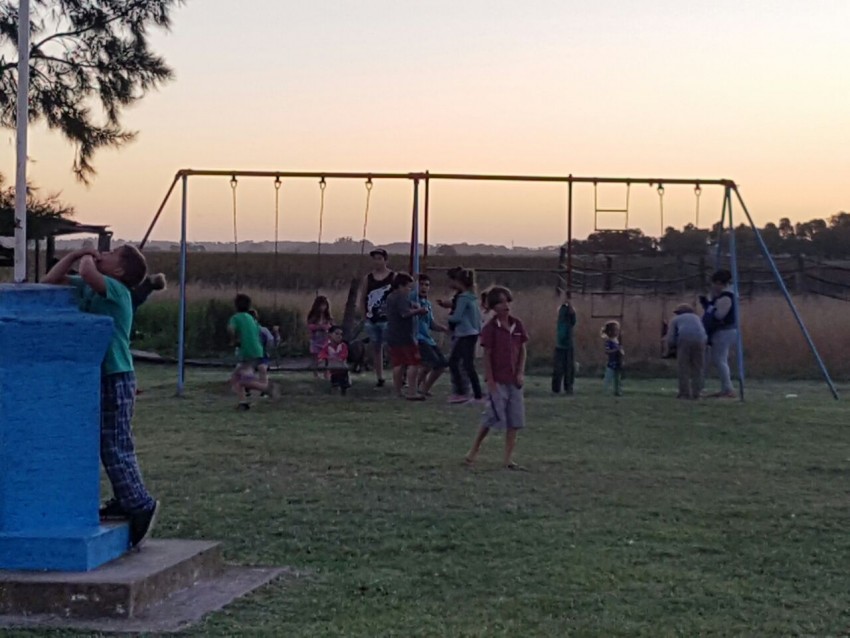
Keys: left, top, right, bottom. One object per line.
{"left": 14, "top": 0, "right": 30, "bottom": 283}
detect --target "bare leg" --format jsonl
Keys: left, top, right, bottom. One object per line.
{"left": 422, "top": 368, "right": 445, "bottom": 395}
{"left": 374, "top": 345, "right": 385, "bottom": 384}
{"left": 504, "top": 429, "right": 519, "bottom": 466}
{"left": 392, "top": 365, "right": 405, "bottom": 396}
{"left": 466, "top": 426, "right": 490, "bottom": 463}
{"left": 405, "top": 365, "right": 421, "bottom": 398}
{"left": 417, "top": 366, "right": 429, "bottom": 392}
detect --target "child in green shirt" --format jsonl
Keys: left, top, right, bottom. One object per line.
{"left": 228, "top": 294, "right": 270, "bottom": 410}
{"left": 44, "top": 244, "right": 160, "bottom": 549}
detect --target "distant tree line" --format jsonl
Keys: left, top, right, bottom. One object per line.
{"left": 570, "top": 212, "right": 850, "bottom": 259}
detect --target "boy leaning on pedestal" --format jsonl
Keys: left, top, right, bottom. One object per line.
{"left": 44, "top": 244, "right": 160, "bottom": 549}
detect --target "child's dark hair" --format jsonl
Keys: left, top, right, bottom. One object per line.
{"left": 455, "top": 268, "right": 476, "bottom": 290}
{"left": 446, "top": 266, "right": 463, "bottom": 281}
{"left": 329, "top": 324, "right": 344, "bottom": 334}
{"left": 480, "top": 291, "right": 488, "bottom": 309}
{"left": 418, "top": 273, "right": 431, "bottom": 284}
{"left": 234, "top": 293, "right": 252, "bottom": 313}
{"left": 118, "top": 245, "right": 148, "bottom": 288}
{"left": 601, "top": 320, "right": 620, "bottom": 338}
{"left": 392, "top": 272, "right": 414, "bottom": 290}
{"left": 711, "top": 269, "right": 733, "bottom": 285}
{"left": 485, "top": 286, "right": 513, "bottom": 310}
{"left": 307, "top": 295, "right": 332, "bottom": 323}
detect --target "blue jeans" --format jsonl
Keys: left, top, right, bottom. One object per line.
{"left": 708, "top": 329, "right": 737, "bottom": 394}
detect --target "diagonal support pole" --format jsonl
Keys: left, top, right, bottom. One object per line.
{"left": 725, "top": 187, "right": 746, "bottom": 400}
{"left": 733, "top": 186, "right": 839, "bottom": 400}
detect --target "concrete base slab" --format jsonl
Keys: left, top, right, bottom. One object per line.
{"left": 0, "top": 539, "right": 223, "bottom": 619}
{"left": 0, "top": 565, "right": 294, "bottom": 634}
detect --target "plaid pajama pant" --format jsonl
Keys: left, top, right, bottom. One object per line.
{"left": 101, "top": 372, "right": 155, "bottom": 513}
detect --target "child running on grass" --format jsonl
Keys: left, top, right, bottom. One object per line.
{"left": 386, "top": 272, "right": 429, "bottom": 400}
{"left": 465, "top": 286, "right": 529, "bottom": 470}
{"left": 447, "top": 268, "right": 483, "bottom": 404}
{"left": 602, "top": 320, "right": 624, "bottom": 397}
{"left": 43, "top": 244, "right": 160, "bottom": 548}
{"left": 228, "top": 294, "right": 269, "bottom": 410}
{"left": 318, "top": 325, "right": 352, "bottom": 395}
{"left": 307, "top": 295, "right": 333, "bottom": 377}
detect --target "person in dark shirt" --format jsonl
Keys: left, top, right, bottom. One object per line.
{"left": 385, "top": 272, "right": 428, "bottom": 401}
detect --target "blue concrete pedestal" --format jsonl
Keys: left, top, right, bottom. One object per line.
{"left": 0, "top": 285, "right": 130, "bottom": 571}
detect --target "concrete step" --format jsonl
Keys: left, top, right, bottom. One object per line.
{"left": 0, "top": 539, "right": 223, "bottom": 619}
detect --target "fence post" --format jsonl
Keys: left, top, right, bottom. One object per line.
{"left": 603, "top": 256, "right": 613, "bottom": 292}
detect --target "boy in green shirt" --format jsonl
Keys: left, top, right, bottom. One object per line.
{"left": 43, "top": 244, "right": 159, "bottom": 548}
{"left": 228, "top": 294, "right": 269, "bottom": 410}
{"left": 552, "top": 298, "right": 577, "bottom": 395}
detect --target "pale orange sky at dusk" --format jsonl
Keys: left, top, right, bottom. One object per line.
{"left": 2, "top": 0, "right": 849, "bottom": 248}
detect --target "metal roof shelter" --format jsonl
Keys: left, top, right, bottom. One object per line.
{"left": 0, "top": 216, "right": 112, "bottom": 281}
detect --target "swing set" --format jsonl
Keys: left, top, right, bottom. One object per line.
{"left": 140, "top": 170, "right": 838, "bottom": 401}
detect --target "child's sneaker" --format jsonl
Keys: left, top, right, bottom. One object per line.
{"left": 99, "top": 498, "right": 128, "bottom": 521}
{"left": 448, "top": 394, "right": 469, "bottom": 404}
{"left": 130, "top": 501, "right": 160, "bottom": 549}
{"left": 237, "top": 402, "right": 250, "bottom": 411}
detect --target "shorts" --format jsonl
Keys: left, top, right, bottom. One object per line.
{"left": 418, "top": 342, "right": 448, "bottom": 370}
{"left": 389, "top": 344, "right": 421, "bottom": 368}
{"left": 482, "top": 383, "right": 525, "bottom": 430}
{"left": 365, "top": 321, "right": 388, "bottom": 347}
{"left": 233, "top": 359, "right": 262, "bottom": 381}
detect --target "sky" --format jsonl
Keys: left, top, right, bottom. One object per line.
{"left": 2, "top": 0, "right": 849, "bottom": 248}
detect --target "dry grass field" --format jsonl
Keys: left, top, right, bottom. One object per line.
{"left": 154, "top": 282, "right": 850, "bottom": 380}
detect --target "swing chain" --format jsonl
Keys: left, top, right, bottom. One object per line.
{"left": 230, "top": 176, "right": 239, "bottom": 292}
{"left": 273, "top": 177, "right": 282, "bottom": 310}
{"left": 316, "top": 178, "right": 327, "bottom": 295}
{"left": 657, "top": 184, "right": 665, "bottom": 234}
{"left": 361, "top": 177, "right": 373, "bottom": 257}
{"left": 694, "top": 184, "right": 702, "bottom": 228}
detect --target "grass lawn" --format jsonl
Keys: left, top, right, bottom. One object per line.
{"left": 9, "top": 366, "right": 850, "bottom": 637}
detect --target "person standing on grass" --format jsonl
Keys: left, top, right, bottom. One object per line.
{"left": 318, "top": 325, "right": 352, "bottom": 395}
{"left": 699, "top": 269, "right": 738, "bottom": 399}
{"left": 360, "top": 248, "right": 395, "bottom": 388}
{"left": 386, "top": 272, "right": 429, "bottom": 400}
{"left": 666, "top": 303, "right": 707, "bottom": 400}
{"left": 552, "top": 296, "right": 577, "bottom": 395}
{"left": 307, "top": 295, "right": 333, "bottom": 377}
{"left": 602, "top": 320, "right": 624, "bottom": 396}
{"left": 465, "top": 286, "right": 528, "bottom": 470}
{"left": 447, "top": 269, "right": 483, "bottom": 404}
{"left": 43, "top": 244, "right": 160, "bottom": 548}
{"left": 416, "top": 274, "right": 450, "bottom": 396}
{"left": 228, "top": 293, "right": 270, "bottom": 410}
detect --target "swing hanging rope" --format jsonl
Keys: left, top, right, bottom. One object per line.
{"left": 273, "top": 176, "right": 282, "bottom": 309}
{"left": 230, "top": 176, "right": 240, "bottom": 292}
{"left": 316, "top": 177, "right": 327, "bottom": 294}
{"left": 360, "top": 177, "right": 373, "bottom": 257}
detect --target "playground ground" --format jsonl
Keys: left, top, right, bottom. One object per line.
{"left": 9, "top": 366, "right": 850, "bottom": 637}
